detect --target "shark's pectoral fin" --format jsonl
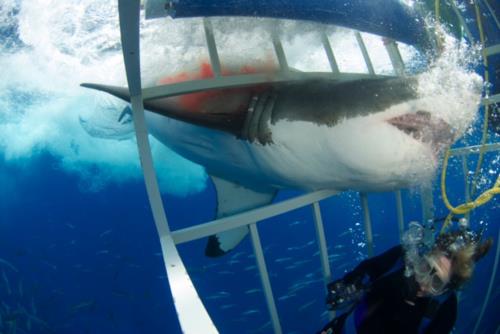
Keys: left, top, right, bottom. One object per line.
{"left": 205, "top": 176, "right": 277, "bottom": 257}
{"left": 206, "top": 228, "right": 250, "bottom": 257}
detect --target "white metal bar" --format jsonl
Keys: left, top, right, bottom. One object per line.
{"left": 249, "top": 223, "right": 283, "bottom": 334}
{"left": 118, "top": 2, "right": 218, "bottom": 333}
{"left": 462, "top": 157, "right": 470, "bottom": 197}
{"left": 162, "top": 233, "right": 219, "bottom": 334}
{"left": 420, "top": 184, "right": 434, "bottom": 225}
{"left": 450, "top": 0, "right": 474, "bottom": 42}
{"left": 419, "top": 185, "right": 435, "bottom": 249}
{"left": 312, "top": 202, "right": 332, "bottom": 285}
{"left": 321, "top": 32, "right": 340, "bottom": 73}
{"left": 312, "top": 202, "right": 335, "bottom": 320}
{"left": 203, "top": 18, "right": 222, "bottom": 77}
{"left": 383, "top": 39, "right": 405, "bottom": 75}
{"left": 482, "top": 0, "right": 500, "bottom": 30}
{"left": 355, "top": 32, "right": 375, "bottom": 75}
{"left": 481, "top": 93, "right": 500, "bottom": 106}
{"left": 484, "top": 44, "right": 500, "bottom": 57}
{"left": 461, "top": 155, "right": 471, "bottom": 222}
{"left": 172, "top": 190, "right": 338, "bottom": 244}
{"left": 131, "top": 96, "right": 170, "bottom": 234}
{"left": 472, "top": 228, "right": 500, "bottom": 334}
{"left": 142, "top": 72, "right": 391, "bottom": 100}
{"left": 271, "top": 30, "right": 289, "bottom": 72}
{"left": 394, "top": 190, "right": 405, "bottom": 242}
{"left": 118, "top": 0, "right": 142, "bottom": 96}
{"left": 359, "top": 193, "right": 374, "bottom": 257}
{"left": 449, "top": 142, "right": 500, "bottom": 156}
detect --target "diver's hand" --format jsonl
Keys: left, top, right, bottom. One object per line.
{"left": 342, "top": 270, "right": 364, "bottom": 285}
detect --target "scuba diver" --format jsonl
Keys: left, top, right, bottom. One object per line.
{"left": 318, "top": 220, "right": 493, "bottom": 334}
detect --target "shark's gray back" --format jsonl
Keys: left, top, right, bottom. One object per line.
{"left": 271, "top": 77, "right": 418, "bottom": 126}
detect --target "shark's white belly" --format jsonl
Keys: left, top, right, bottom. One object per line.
{"left": 146, "top": 106, "right": 435, "bottom": 192}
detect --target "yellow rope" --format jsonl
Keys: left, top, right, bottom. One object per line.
{"left": 440, "top": 149, "right": 500, "bottom": 233}
{"left": 438, "top": 1, "right": 499, "bottom": 233}
{"left": 435, "top": 0, "right": 440, "bottom": 24}
{"left": 433, "top": 0, "right": 445, "bottom": 52}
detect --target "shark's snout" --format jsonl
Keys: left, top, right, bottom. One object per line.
{"left": 387, "top": 110, "right": 454, "bottom": 152}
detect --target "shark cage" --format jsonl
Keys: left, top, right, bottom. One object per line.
{"left": 88, "top": 0, "right": 500, "bottom": 333}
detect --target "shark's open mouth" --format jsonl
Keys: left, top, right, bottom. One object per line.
{"left": 387, "top": 111, "right": 454, "bottom": 152}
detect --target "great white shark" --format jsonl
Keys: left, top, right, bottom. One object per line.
{"left": 81, "top": 63, "right": 480, "bottom": 256}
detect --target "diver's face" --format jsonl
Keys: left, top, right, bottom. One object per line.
{"left": 416, "top": 254, "right": 451, "bottom": 297}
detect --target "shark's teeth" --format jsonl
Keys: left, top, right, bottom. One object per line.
{"left": 387, "top": 111, "right": 454, "bottom": 154}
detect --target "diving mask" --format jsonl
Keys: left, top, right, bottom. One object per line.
{"left": 413, "top": 255, "right": 450, "bottom": 295}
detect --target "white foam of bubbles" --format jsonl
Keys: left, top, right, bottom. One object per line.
{"left": 0, "top": 0, "right": 484, "bottom": 196}
{"left": 3, "top": 6, "right": 397, "bottom": 196}
{"left": 0, "top": 0, "right": 18, "bottom": 30}
{"left": 415, "top": 31, "right": 483, "bottom": 138}
{"left": 0, "top": 0, "right": 206, "bottom": 196}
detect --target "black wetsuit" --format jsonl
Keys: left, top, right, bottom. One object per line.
{"left": 320, "top": 246, "right": 457, "bottom": 334}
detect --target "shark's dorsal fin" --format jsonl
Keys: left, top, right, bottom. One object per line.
{"left": 205, "top": 176, "right": 277, "bottom": 257}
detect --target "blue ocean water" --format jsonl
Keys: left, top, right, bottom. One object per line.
{"left": 1, "top": 144, "right": 499, "bottom": 334}
{"left": 0, "top": 1, "right": 499, "bottom": 334}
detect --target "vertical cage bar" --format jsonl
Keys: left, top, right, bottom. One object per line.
{"left": 462, "top": 155, "right": 471, "bottom": 221}
{"left": 321, "top": 32, "right": 340, "bottom": 73}
{"left": 312, "top": 202, "right": 332, "bottom": 284}
{"left": 383, "top": 38, "right": 405, "bottom": 76}
{"left": 360, "top": 193, "right": 374, "bottom": 257}
{"left": 355, "top": 32, "right": 375, "bottom": 75}
{"left": 482, "top": 0, "right": 500, "bottom": 29}
{"left": 118, "top": 2, "right": 218, "bottom": 332}
{"left": 472, "top": 228, "right": 500, "bottom": 334}
{"left": 203, "top": 18, "right": 222, "bottom": 77}
{"left": 395, "top": 190, "right": 405, "bottom": 242}
{"left": 450, "top": 0, "right": 474, "bottom": 41}
{"left": 420, "top": 185, "right": 434, "bottom": 225}
{"left": 312, "top": 201, "right": 335, "bottom": 320}
{"left": 271, "top": 30, "right": 289, "bottom": 72}
{"left": 249, "top": 223, "right": 283, "bottom": 334}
